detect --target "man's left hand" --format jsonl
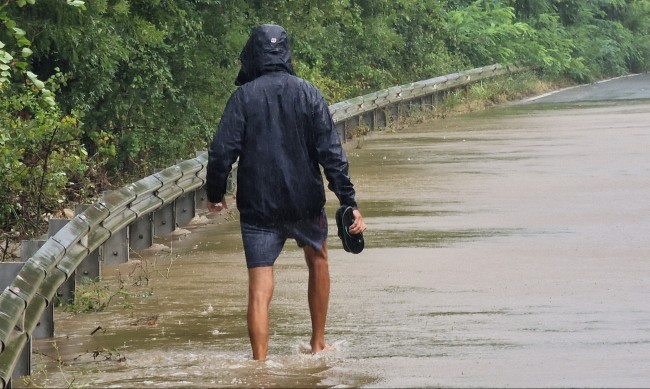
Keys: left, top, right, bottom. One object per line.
{"left": 207, "top": 196, "right": 228, "bottom": 212}
{"left": 349, "top": 209, "right": 367, "bottom": 235}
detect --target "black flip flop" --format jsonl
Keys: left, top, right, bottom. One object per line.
{"left": 336, "top": 206, "right": 364, "bottom": 254}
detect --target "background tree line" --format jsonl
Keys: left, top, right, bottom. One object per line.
{"left": 1, "top": 0, "right": 649, "bottom": 252}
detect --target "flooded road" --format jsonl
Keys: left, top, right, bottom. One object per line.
{"left": 22, "top": 91, "right": 650, "bottom": 387}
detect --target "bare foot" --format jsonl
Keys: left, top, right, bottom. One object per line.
{"left": 311, "top": 342, "right": 334, "bottom": 355}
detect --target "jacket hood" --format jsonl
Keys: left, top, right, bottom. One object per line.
{"left": 235, "top": 24, "right": 296, "bottom": 86}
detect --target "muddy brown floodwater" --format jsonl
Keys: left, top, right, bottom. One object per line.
{"left": 20, "top": 97, "right": 650, "bottom": 388}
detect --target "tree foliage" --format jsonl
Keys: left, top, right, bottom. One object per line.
{"left": 2, "top": 0, "right": 650, "bottom": 244}
{"left": 1, "top": 0, "right": 88, "bottom": 246}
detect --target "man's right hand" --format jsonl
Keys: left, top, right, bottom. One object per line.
{"left": 207, "top": 196, "right": 228, "bottom": 213}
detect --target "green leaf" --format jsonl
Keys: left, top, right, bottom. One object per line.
{"left": 45, "top": 96, "right": 56, "bottom": 107}
{"left": 21, "top": 48, "right": 33, "bottom": 57}
{"left": 12, "top": 28, "right": 26, "bottom": 38}
{"left": 67, "top": 0, "right": 86, "bottom": 7}
{"left": 17, "top": 38, "right": 31, "bottom": 47}
{"left": 0, "top": 51, "right": 13, "bottom": 64}
{"left": 27, "top": 71, "right": 46, "bottom": 89}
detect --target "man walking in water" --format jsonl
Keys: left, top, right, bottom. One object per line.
{"left": 206, "top": 24, "right": 366, "bottom": 360}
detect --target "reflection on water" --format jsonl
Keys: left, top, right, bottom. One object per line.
{"left": 20, "top": 101, "right": 650, "bottom": 388}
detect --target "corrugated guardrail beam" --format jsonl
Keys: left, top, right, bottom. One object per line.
{"left": 329, "top": 64, "right": 520, "bottom": 138}
{"left": 0, "top": 63, "right": 523, "bottom": 387}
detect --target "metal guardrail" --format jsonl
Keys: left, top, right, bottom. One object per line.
{"left": 0, "top": 63, "right": 522, "bottom": 387}
{"left": 330, "top": 64, "right": 520, "bottom": 139}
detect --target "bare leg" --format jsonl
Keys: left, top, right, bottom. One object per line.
{"left": 304, "top": 241, "right": 330, "bottom": 354}
{"left": 247, "top": 266, "right": 274, "bottom": 361}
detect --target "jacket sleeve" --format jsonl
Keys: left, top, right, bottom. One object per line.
{"left": 206, "top": 90, "right": 245, "bottom": 203}
{"left": 311, "top": 88, "right": 358, "bottom": 209}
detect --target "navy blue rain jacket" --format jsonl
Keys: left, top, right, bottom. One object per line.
{"left": 206, "top": 24, "right": 357, "bottom": 224}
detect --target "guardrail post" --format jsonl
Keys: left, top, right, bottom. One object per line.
{"left": 97, "top": 187, "right": 136, "bottom": 267}
{"left": 101, "top": 228, "right": 129, "bottom": 266}
{"left": 19, "top": 242, "right": 54, "bottom": 340}
{"left": 194, "top": 151, "right": 208, "bottom": 210}
{"left": 342, "top": 116, "right": 359, "bottom": 143}
{"left": 129, "top": 214, "right": 153, "bottom": 250}
{"left": 0, "top": 263, "right": 32, "bottom": 382}
{"left": 153, "top": 203, "right": 175, "bottom": 236}
{"left": 373, "top": 108, "right": 387, "bottom": 130}
{"left": 424, "top": 94, "right": 431, "bottom": 108}
{"left": 48, "top": 219, "right": 75, "bottom": 305}
{"left": 433, "top": 91, "right": 441, "bottom": 106}
{"left": 195, "top": 189, "right": 207, "bottom": 210}
{"left": 342, "top": 120, "right": 351, "bottom": 142}
{"left": 335, "top": 122, "right": 345, "bottom": 142}
{"left": 397, "top": 101, "right": 410, "bottom": 118}
{"left": 410, "top": 97, "right": 421, "bottom": 112}
{"left": 74, "top": 205, "right": 101, "bottom": 282}
{"left": 386, "top": 103, "right": 399, "bottom": 128}
{"left": 175, "top": 192, "right": 195, "bottom": 228}
{"left": 360, "top": 112, "right": 373, "bottom": 131}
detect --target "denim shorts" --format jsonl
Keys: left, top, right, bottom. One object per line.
{"left": 240, "top": 209, "right": 328, "bottom": 268}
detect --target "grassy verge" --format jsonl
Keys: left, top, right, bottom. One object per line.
{"left": 404, "top": 71, "right": 572, "bottom": 123}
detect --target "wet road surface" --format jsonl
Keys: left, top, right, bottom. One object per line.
{"left": 525, "top": 73, "right": 650, "bottom": 103}
{"left": 21, "top": 75, "right": 650, "bottom": 387}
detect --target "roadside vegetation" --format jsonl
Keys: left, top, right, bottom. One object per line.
{"left": 2, "top": 0, "right": 650, "bottom": 254}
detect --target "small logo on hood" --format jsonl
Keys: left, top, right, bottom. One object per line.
{"left": 270, "top": 38, "right": 277, "bottom": 44}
